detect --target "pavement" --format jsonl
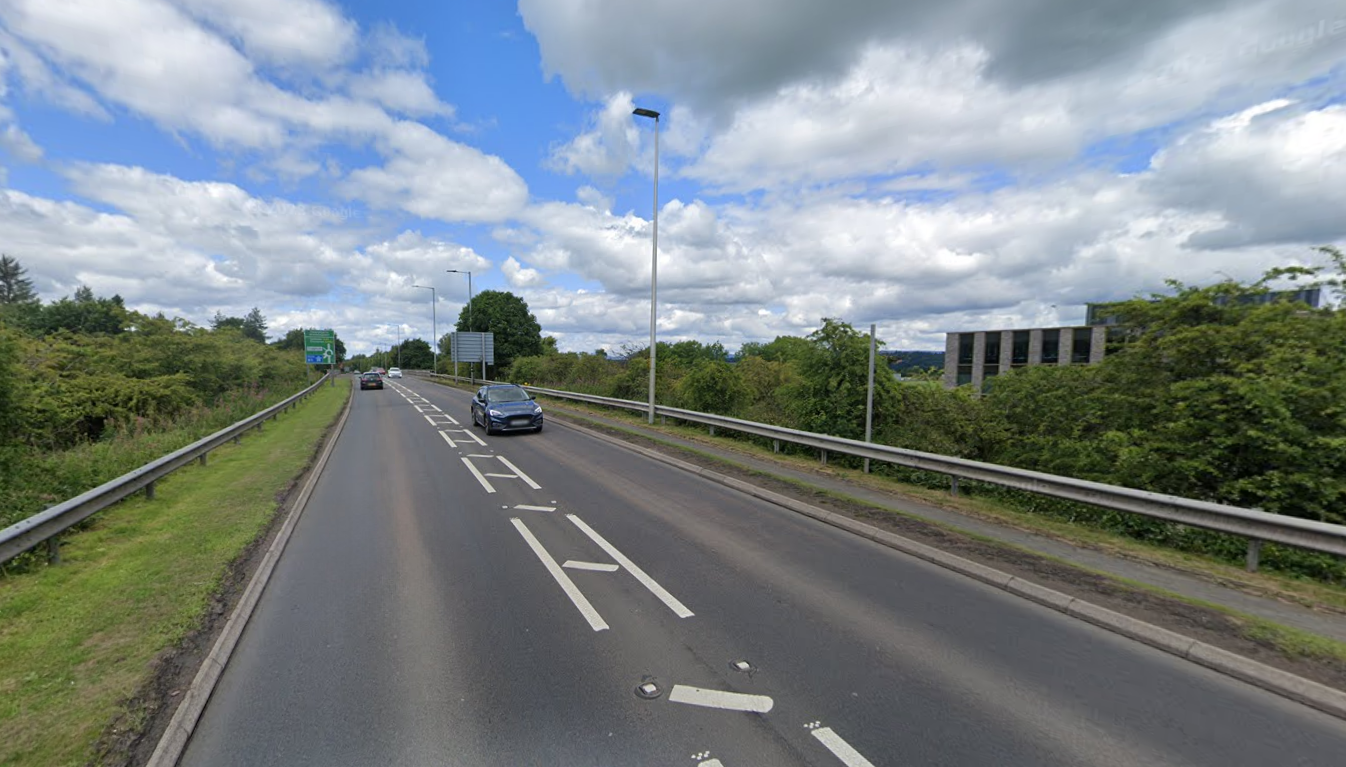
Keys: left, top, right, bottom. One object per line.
{"left": 178, "top": 376, "right": 1346, "bottom": 767}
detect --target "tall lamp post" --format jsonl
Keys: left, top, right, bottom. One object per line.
{"left": 447, "top": 269, "right": 474, "bottom": 382}
{"left": 412, "top": 284, "right": 437, "bottom": 373}
{"left": 633, "top": 106, "right": 660, "bottom": 424}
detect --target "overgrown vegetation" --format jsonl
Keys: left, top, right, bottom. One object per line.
{"left": 0, "top": 260, "right": 336, "bottom": 536}
{"left": 503, "top": 250, "right": 1346, "bottom": 581}
{"left": 0, "top": 381, "right": 347, "bottom": 767}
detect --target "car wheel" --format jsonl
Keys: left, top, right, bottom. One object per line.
{"left": 534, "top": 423, "right": 543, "bottom": 433}
{"left": 484, "top": 419, "right": 495, "bottom": 436}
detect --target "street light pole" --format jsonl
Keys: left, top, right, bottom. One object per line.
{"left": 413, "top": 285, "right": 437, "bottom": 373}
{"left": 447, "top": 269, "right": 474, "bottom": 383}
{"left": 634, "top": 106, "right": 660, "bottom": 424}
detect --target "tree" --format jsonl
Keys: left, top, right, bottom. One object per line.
{"left": 0, "top": 255, "right": 36, "bottom": 304}
{"left": 782, "top": 318, "right": 901, "bottom": 440}
{"left": 210, "top": 308, "right": 267, "bottom": 343}
{"left": 242, "top": 307, "right": 268, "bottom": 343}
{"left": 982, "top": 260, "right": 1346, "bottom": 524}
{"left": 675, "top": 360, "right": 748, "bottom": 415}
{"left": 390, "top": 338, "right": 433, "bottom": 369}
{"left": 541, "top": 336, "right": 559, "bottom": 354}
{"left": 274, "top": 327, "right": 306, "bottom": 351}
{"left": 453, "top": 290, "right": 543, "bottom": 368}
{"left": 211, "top": 311, "right": 246, "bottom": 333}
{"left": 35, "top": 289, "right": 127, "bottom": 335}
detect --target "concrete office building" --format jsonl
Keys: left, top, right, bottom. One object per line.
{"left": 942, "top": 325, "right": 1107, "bottom": 390}
{"left": 943, "top": 288, "right": 1323, "bottom": 390}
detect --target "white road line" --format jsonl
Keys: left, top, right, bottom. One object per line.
{"left": 438, "top": 429, "right": 484, "bottom": 447}
{"left": 699, "top": 760, "right": 725, "bottom": 767}
{"left": 514, "top": 504, "right": 556, "bottom": 512}
{"left": 667, "top": 685, "right": 773, "bottom": 713}
{"left": 562, "top": 560, "right": 620, "bottom": 572}
{"left": 467, "top": 454, "right": 494, "bottom": 458}
{"left": 510, "top": 518, "right": 608, "bottom": 632}
{"left": 566, "top": 515, "right": 694, "bottom": 618}
{"left": 495, "top": 456, "right": 541, "bottom": 489}
{"left": 460, "top": 457, "right": 496, "bottom": 494}
{"left": 415, "top": 404, "right": 442, "bottom": 412}
{"left": 424, "top": 414, "right": 457, "bottom": 425}
{"left": 810, "top": 727, "right": 875, "bottom": 767}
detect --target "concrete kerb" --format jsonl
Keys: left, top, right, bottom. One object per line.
{"left": 146, "top": 380, "right": 356, "bottom": 767}
{"left": 549, "top": 414, "right": 1346, "bottom": 722}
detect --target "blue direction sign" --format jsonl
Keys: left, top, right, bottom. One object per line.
{"left": 303, "top": 329, "right": 336, "bottom": 365}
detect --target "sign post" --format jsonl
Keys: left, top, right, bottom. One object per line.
{"left": 304, "top": 329, "right": 336, "bottom": 384}
{"left": 450, "top": 332, "right": 494, "bottom": 385}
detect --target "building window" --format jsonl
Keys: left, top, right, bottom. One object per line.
{"left": 1041, "top": 329, "right": 1060, "bottom": 363}
{"left": 957, "top": 333, "right": 975, "bottom": 365}
{"left": 1072, "top": 327, "right": 1092, "bottom": 363}
{"left": 1011, "top": 330, "right": 1029, "bottom": 366}
{"left": 956, "top": 371, "right": 972, "bottom": 386}
{"left": 983, "top": 332, "right": 1000, "bottom": 364}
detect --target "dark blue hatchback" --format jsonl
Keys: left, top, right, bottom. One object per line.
{"left": 470, "top": 384, "right": 543, "bottom": 434}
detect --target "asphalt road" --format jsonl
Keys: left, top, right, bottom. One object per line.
{"left": 180, "top": 376, "right": 1346, "bottom": 767}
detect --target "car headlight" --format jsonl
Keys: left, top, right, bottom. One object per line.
{"left": 533, "top": 405, "right": 543, "bottom": 414}
{"left": 488, "top": 409, "right": 503, "bottom": 417}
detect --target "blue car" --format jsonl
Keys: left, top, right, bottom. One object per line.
{"left": 471, "top": 384, "right": 543, "bottom": 435}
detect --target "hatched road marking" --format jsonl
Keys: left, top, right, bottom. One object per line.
{"left": 511, "top": 518, "right": 608, "bottom": 632}
{"left": 567, "top": 514, "right": 693, "bottom": 619}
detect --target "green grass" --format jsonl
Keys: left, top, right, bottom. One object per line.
{"left": 0, "top": 380, "right": 349, "bottom": 767}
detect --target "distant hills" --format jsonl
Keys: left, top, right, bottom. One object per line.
{"left": 880, "top": 350, "right": 944, "bottom": 373}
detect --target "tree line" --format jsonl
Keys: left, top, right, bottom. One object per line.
{"left": 501, "top": 251, "right": 1346, "bottom": 580}
{"left": 0, "top": 255, "right": 343, "bottom": 533}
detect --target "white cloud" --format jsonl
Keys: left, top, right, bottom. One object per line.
{"left": 1146, "top": 100, "right": 1346, "bottom": 248}
{"left": 342, "top": 121, "right": 528, "bottom": 223}
{"left": 348, "top": 69, "right": 454, "bottom": 117}
{"left": 0, "top": 122, "right": 41, "bottom": 161}
{"left": 0, "top": 0, "right": 523, "bottom": 224}
{"left": 176, "top": 0, "right": 358, "bottom": 71}
{"left": 549, "top": 91, "right": 640, "bottom": 178}
{"left": 502, "top": 256, "right": 543, "bottom": 287}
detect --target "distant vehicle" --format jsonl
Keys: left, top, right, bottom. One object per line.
{"left": 471, "top": 384, "right": 543, "bottom": 435}
{"left": 388, "top": 367, "right": 403, "bottom": 378}
{"left": 359, "top": 372, "right": 384, "bottom": 390}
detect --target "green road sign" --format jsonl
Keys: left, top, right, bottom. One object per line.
{"left": 304, "top": 329, "right": 336, "bottom": 365}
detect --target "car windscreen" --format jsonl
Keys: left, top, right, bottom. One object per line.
{"left": 487, "top": 387, "right": 530, "bottom": 403}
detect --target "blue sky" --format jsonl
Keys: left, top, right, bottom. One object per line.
{"left": 2, "top": 0, "right": 1344, "bottom": 356}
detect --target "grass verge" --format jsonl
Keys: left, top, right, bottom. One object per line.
{"left": 552, "top": 403, "right": 1346, "bottom": 672}
{"left": 536, "top": 397, "right": 1346, "bottom": 614}
{"left": 0, "top": 380, "right": 349, "bottom": 767}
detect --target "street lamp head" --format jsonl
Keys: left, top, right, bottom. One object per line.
{"left": 633, "top": 107, "right": 660, "bottom": 119}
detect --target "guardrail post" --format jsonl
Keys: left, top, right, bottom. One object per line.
{"left": 820, "top": 449, "right": 828, "bottom": 466}
{"left": 950, "top": 476, "right": 960, "bottom": 496}
{"left": 145, "top": 481, "right": 156, "bottom": 500}
{"left": 47, "top": 536, "right": 60, "bottom": 565}
{"left": 233, "top": 435, "right": 241, "bottom": 445}
{"left": 1246, "top": 538, "right": 1263, "bottom": 572}
{"left": 709, "top": 425, "right": 716, "bottom": 436}
{"left": 864, "top": 458, "right": 871, "bottom": 474}
{"left": 773, "top": 440, "right": 780, "bottom": 454}
{"left": 198, "top": 452, "right": 208, "bottom": 467}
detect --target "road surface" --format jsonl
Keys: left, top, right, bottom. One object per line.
{"left": 180, "top": 376, "right": 1346, "bottom": 766}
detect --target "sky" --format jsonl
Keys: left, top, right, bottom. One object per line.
{"left": 2, "top": 0, "right": 1344, "bottom": 356}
